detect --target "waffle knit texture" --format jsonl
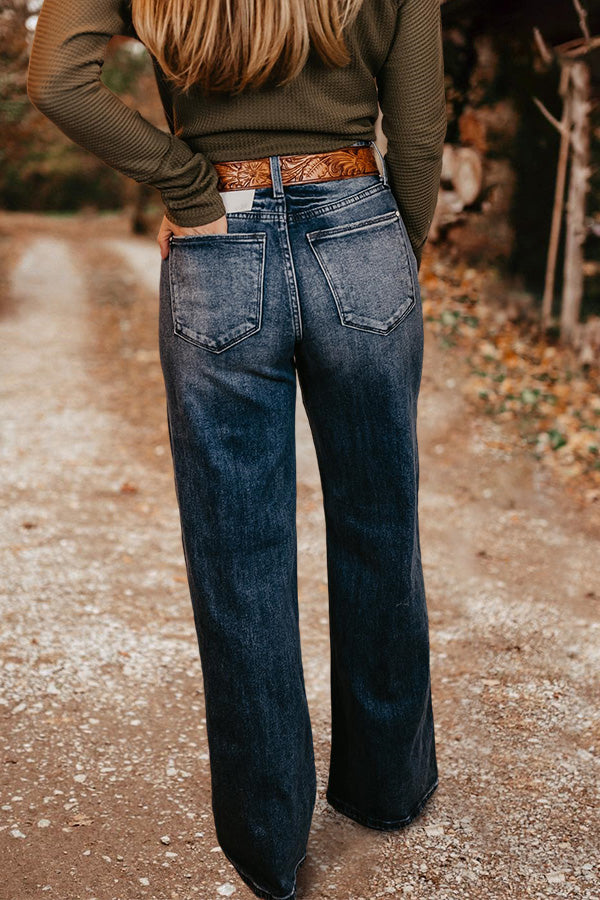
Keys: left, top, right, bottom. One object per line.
{"left": 27, "top": 0, "right": 446, "bottom": 265}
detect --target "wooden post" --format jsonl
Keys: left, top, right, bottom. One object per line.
{"left": 560, "top": 59, "right": 591, "bottom": 343}
{"left": 541, "top": 65, "right": 572, "bottom": 332}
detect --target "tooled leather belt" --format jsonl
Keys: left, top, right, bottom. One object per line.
{"left": 213, "top": 144, "right": 380, "bottom": 191}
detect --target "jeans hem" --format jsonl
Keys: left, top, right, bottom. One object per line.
{"left": 325, "top": 776, "right": 439, "bottom": 831}
{"left": 221, "top": 847, "right": 307, "bottom": 900}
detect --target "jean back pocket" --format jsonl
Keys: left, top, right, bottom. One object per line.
{"left": 306, "top": 209, "right": 417, "bottom": 334}
{"left": 168, "top": 232, "right": 266, "bottom": 353}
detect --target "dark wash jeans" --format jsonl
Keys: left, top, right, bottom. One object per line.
{"left": 158, "top": 140, "right": 438, "bottom": 900}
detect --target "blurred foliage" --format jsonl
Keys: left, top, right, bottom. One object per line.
{"left": 420, "top": 259, "right": 600, "bottom": 497}
{"left": 0, "top": 0, "right": 162, "bottom": 215}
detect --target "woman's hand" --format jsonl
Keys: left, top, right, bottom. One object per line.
{"left": 158, "top": 213, "right": 228, "bottom": 259}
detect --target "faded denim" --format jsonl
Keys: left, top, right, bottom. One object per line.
{"left": 158, "top": 140, "right": 438, "bottom": 900}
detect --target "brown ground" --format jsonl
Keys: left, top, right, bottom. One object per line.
{"left": 0, "top": 211, "right": 598, "bottom": 900}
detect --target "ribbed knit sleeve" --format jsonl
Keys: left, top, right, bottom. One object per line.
{"left": 376, "top": 0, "right": 447, "bottom": 268}
{"left": 26, "top": 0, "right": 226, "bottom": 226}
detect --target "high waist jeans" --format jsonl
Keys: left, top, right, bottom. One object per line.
{"left": 158, "top": 139, "right": 438, "bottom": 900}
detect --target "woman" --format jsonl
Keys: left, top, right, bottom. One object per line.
{"left": 27, "top": 0, "right": 446, "bottom": 897}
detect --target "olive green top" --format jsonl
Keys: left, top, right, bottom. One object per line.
{"left": 27, "top": 0, "right": 446, "bottom": 265}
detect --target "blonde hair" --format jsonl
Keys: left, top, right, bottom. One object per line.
{"left": 130, "top": 0, "right": 365, "bottom": 95}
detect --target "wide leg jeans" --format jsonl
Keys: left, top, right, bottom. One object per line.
{"left": 158, "top": 140, "right": 439, "bottom": 900}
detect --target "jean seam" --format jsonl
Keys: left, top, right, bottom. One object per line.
{"left": 325, "top": 777, "right": 439, "bottom": 831}
{"left": 221, "top": 848, "right": 306, "bottom": 900}
{"left": 288, "top": 182, "right": 388, "bottom": 222}
{"left": 305, "top": 208, "right": 399, "bottom": 240}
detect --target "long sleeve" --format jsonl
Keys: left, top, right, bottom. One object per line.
{"left": 26, "top": 0, "right": 226, "bottom": 226}
{"left": 376, "top": 0, "right": 447, "bottom": 268}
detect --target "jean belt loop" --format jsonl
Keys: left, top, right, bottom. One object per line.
{"left": 268, "top": 154, "right": 285, "bottom": 198}
{"left": 369, "top": 139, "right": 389, "bottom": 187}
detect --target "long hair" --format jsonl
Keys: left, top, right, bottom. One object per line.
{"left": 130, "top": 0, "right": 365, "bottom": 95}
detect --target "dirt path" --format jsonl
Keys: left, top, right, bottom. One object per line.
{"left": 1, "top": 213, "right": 598, "bottom": 900}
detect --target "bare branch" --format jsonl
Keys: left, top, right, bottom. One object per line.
{"left": 533, "top": 26, "right": 554, "bottom": 65}
{"left": 555, "top": 34, "right": 600, "bottom": 58}
{"left": 532, "top": 95, "right": 571, "bottom": 139}
{"left": 571, "top": 0, "right": 591, "bottom": 43}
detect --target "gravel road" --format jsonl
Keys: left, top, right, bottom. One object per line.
{"left": 1, "top": 213, "right": 598, "bottom": 900}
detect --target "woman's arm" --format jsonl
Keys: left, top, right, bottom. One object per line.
{"left": 376, "top": 0, "right": 447, "bottom": 269}
{"left": 26, "top": 0, "right": 226, "bottom": 227}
